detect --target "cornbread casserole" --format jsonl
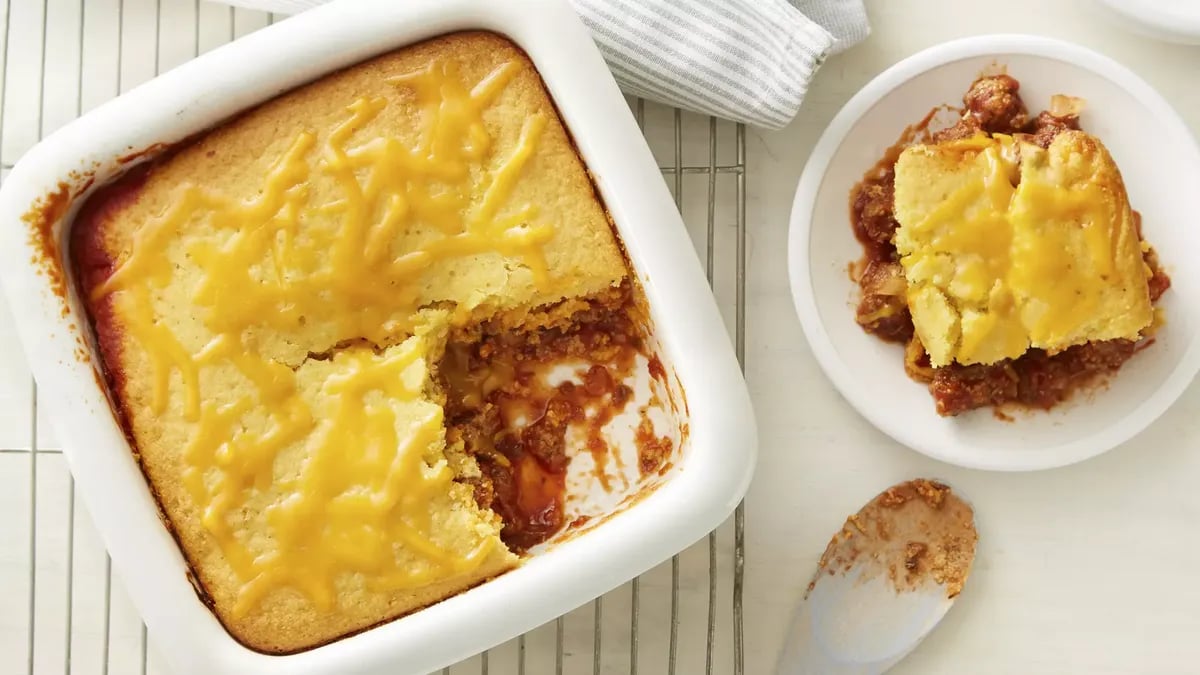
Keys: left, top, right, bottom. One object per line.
{"left": 851, "top": 74, "right": 1171, "bottom": 416}
{"left": 71, "top": 32, "right": 672, "bottom": 653}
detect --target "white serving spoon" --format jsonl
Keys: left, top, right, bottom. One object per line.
{"left": 777, "top": 479, "right": 978, "bottom": 675}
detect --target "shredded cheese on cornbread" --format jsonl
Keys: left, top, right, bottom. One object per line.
{"left": 92, "top": 59, "right": 552, "bottom": 616}
{"left": 894, "top": 131, "right": 1152, "bottom": 367}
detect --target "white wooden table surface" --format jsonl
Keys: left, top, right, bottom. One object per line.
{"left": 2, "top": 1, "right": 1199, "bottom": 674}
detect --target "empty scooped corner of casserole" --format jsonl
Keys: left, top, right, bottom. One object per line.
{"left": 892, "top": 128, "right": 1154, "bottom": 368}
{"left": 68, "top": 30, "right": 659, "bottom": 654}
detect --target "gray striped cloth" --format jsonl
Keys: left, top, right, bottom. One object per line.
{"left": 211, "top": 0, "right": 870, "bottom": 129}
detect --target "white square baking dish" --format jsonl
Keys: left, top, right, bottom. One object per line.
{"left": 0, "top": 1, "right": 757, "bottom": 673}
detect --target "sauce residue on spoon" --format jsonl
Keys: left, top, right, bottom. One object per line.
{"left": 809, "top": 479, "right": 978, "bottom": 599}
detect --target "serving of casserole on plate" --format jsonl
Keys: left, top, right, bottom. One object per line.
{"left": 850, "top": 73, "right": 1169, "bottom": 418}
{"left": 0, "top": 1, "right": 756, "bottom": 673}
{"left": 789, "top": 35, "right": 1200, "bottom": 471}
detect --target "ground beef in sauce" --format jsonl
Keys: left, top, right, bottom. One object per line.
{"left": 441, "top": 287, "right": 673, "bottom": 550}
{"left": 851, "top": 74, "right": 1168, "bottom": 417}
{"left": 928, "top": 341, "right": 1138, "bottom": 416}
{"left": 851, "top": 168, "right": 901, "bottom": 252}
{"left": 963, "top": 74, "right": 1029, "bottom": 132}
{"left": 855, "top": 260, "right": 912, "bottom": 343}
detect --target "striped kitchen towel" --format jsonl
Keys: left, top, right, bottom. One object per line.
{"left": 210, "top": 0, "right": 870, "bottom": 129}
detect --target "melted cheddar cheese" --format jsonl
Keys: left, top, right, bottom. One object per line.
{"left": 893, "top": 130, "right": 1152, "bottom": 367}
{"left": 90, "top": 58, "right": 559, "bottom": 618}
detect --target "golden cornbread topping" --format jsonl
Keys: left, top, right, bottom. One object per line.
{"left": 96, "top": 58, "right": 553, "bottom": 363}
{"left": 894, "top": 130, "right": 1152, "bottom": 367}
{"left": 87, "top": 57, "right": 563, "bottom": 618}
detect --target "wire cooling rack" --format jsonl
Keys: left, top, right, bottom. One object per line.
{"left": 0, "top": 2, "right": 748, "bottom": 673}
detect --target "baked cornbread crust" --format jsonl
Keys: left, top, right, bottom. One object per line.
{"left": 894, "top": 130, "right": 1152, "bottom": 366}
{"left": 72, "top": 32, "right": 630, "bottom": 652}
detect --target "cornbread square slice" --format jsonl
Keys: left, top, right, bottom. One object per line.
{"left": 894, "top": 131, "right": 1152, "bottom": 367}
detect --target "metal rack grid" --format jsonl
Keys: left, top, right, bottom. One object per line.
{"left": 0, "top": 2, "right": 749, "bottom": 673}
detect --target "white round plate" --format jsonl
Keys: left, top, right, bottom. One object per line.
{"left": 788, "top": 35, "right": 1200, "bottom": 471}
{"left": 1096, "top": 0, "right": 1200, "bottom": 45}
